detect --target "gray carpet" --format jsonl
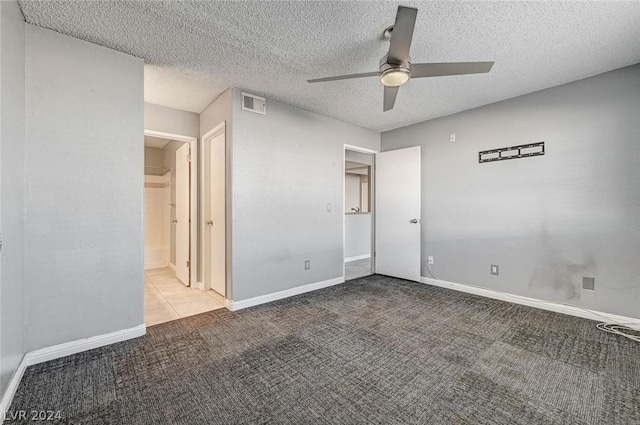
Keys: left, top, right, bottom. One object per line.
{"left": 7, "top": 275, "right": 640, "bottom": 424}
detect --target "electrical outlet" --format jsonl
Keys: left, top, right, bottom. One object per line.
{"left": 582, "top": 276, "right": 595, "bottom": 290}
{"left": 326, "top": 203, "right": 332, "bottom": 213}
{"left": 304, "top": 260, "right": 310, "bottom": 270}
{"left": 449, "top": 133, "right": 456, "bottom": 142}
{"left": 428, "top": 256, "right": 434, "bottom": 265}
{"left": 491, "top": 264, "right": 499, "bottom": 275}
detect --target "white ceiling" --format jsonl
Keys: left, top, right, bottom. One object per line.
{"left": 18, "top": 1, "right": 640, "bottom": 132}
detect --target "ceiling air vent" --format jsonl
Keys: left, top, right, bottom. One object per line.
{"left": 241, "top": 92, "right": 266, "bottom": 115}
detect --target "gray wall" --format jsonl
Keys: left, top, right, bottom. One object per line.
{"left": 25, "top": 25, "right": 145, "bottom": 351}
{"left": 144, "top": 103, "right": 199, "bottom": 139}
{"left": 0, "top": 0, "right": 26, "bottom": 398}
{"left": 381, "top": 64, "right": 640, "bottom": 318}
{"left": 345, "top": 214, "right": 371, "bottom": 259}
{"left": 200, "top": 89, "right": 233, "bottom": 294}
{"left": 232, "top": 91, "right": 380, "bottom": 300}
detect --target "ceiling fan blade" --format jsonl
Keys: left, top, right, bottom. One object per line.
{"left": 307, "top": 72, "right": 378, "bottom": 83}
{"left": 411, "top": 62, "right": 494, "bottom": 78}
{"left": 383, "top": 86, "right": 399, "bottom": 112}
{"left": 387, "top": 6, "right": 418, "bottom": 65}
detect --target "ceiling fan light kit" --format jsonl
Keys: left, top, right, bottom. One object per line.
{"left": 379, "top": 61, "right": 411, "bottom": 87}
{"left": 308, "top": 6, "right": 494, "bottom": 111}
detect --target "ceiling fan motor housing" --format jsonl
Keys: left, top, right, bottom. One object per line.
{"left": 379, "top": 54, "right": 411, "bottom": 69}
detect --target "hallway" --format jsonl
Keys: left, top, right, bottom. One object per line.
{"left": 144, "top": 267, "right": 225, "bottom": 326}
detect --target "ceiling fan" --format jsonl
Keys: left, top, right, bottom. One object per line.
{"left": 308, "top": 6, "right": 494, "bottom": 112}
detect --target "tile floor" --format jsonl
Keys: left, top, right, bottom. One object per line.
{"left": 345, "top": 258, "right": 373, "bottom": 281}
{"left": 145, "top": 267, "right": 226, "bottom": 326}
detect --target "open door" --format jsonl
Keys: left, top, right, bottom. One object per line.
{"left": 206, "top": 128, "right": 226, "bottom": 296}
{"left": 175, "top": 143, "right": 190, "bottom": 285}
{"left": 375, "top": 146, "right": 421, "bottom": 282}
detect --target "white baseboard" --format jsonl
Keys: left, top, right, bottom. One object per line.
{"left": 168, "top": 263, "right": 176, "bottom": 271}
{"left": 421, "top": 277, "right": 640, "bottom": 330}
{"left": 345, "top": 254, "right": 371, "bottom": 263}
{"left": 227, "top": 276, "right": 345, "bottom": 311}
{"left": 145, "top": 262, "right": 169, "bottom": 270}
{"left": 0, "top": 324, "right": 146, "bottom": 415}
{"left": 26, "top": 324, "right": 146, "bottom": 365}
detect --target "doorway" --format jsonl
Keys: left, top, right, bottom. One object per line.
{"left": 344, "top": 146, "right": 376, "bottom": 280}
{"left": 143, "top": 130, "right": 225, "bottom": 326}
{"left": 143, "top": 134, "right": 193, "bottom": 282}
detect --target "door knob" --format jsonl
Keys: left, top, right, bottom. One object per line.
{"left": 410, "top": 219, "right": 419, "bottom": 224}
{"left": 206, "top": 220, "right": 213, "bottom": 225}
{"left": 171, "top": 219, "right": 178, "bottom": 223}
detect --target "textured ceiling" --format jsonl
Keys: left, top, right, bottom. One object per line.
{"left": 18, "top": 1, "right": 640, "bottom": 132}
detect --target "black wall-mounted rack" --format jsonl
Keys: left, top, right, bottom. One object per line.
{"left": 479, "top": 141, "right": 545, "bottom": 163}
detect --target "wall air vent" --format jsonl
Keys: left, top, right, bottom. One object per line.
{"left": 479, "top": 141, "right": 544, "bottom": 163}
{"left": 241, "top": 92, "right": 266, "bottom": 115}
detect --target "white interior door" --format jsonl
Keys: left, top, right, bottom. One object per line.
{"left": 207, "top": 131, "right": 226, "bottom": 295}
{"left": 175, "top": 143, "right": 190, "bottom": 285}
{"left": 375, "top": 146, "right": 421, "bottom": 281}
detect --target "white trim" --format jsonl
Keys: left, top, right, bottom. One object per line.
{"left": 0, "top": 324, "right": 146, "bottom": 414}
{"left": 226, "top": 277, "right": 344, "bottom": 311}
{"left": 144, "top": 129, "right": 198, "bottom": 290}
{"left": 343, "top": 144, "right": 377, "bottom": 282}
{"left": 342, "top": 147, "right": 346, "bottom": 284}
{"left": 145, "top": 261, "right": 169, "bottom": 270}
{"left": 421, "top": 277, "right": 640, "bottom": 330}
{"left": 0, "top": 357, "right": 28, "bottom": 415}
{"left": 344, "top": 144, "right": 378, "bottom": 155}
{"left": 144, "top": 129, "right": 195, "bottom": 144}
{"left": 345, "top": 254, "right": 371, "bottom": 262}
{"left": 202, "top": 122, "right": 225, "bottom": 140}
{"left": 26, "top": 324, "right": 146, "bottom": 365}
{"left": 168, "top": 263, "right": 176, "bottom": 271}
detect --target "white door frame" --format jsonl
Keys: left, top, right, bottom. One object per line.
{"left": 343, "top": 144, "right": 378, "bottom": 280}
{"left": 144, "top": 129, "right": 198, "bottom": 288}
{"left": 201, "top": 122, "right": 227, "bottom": 294}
